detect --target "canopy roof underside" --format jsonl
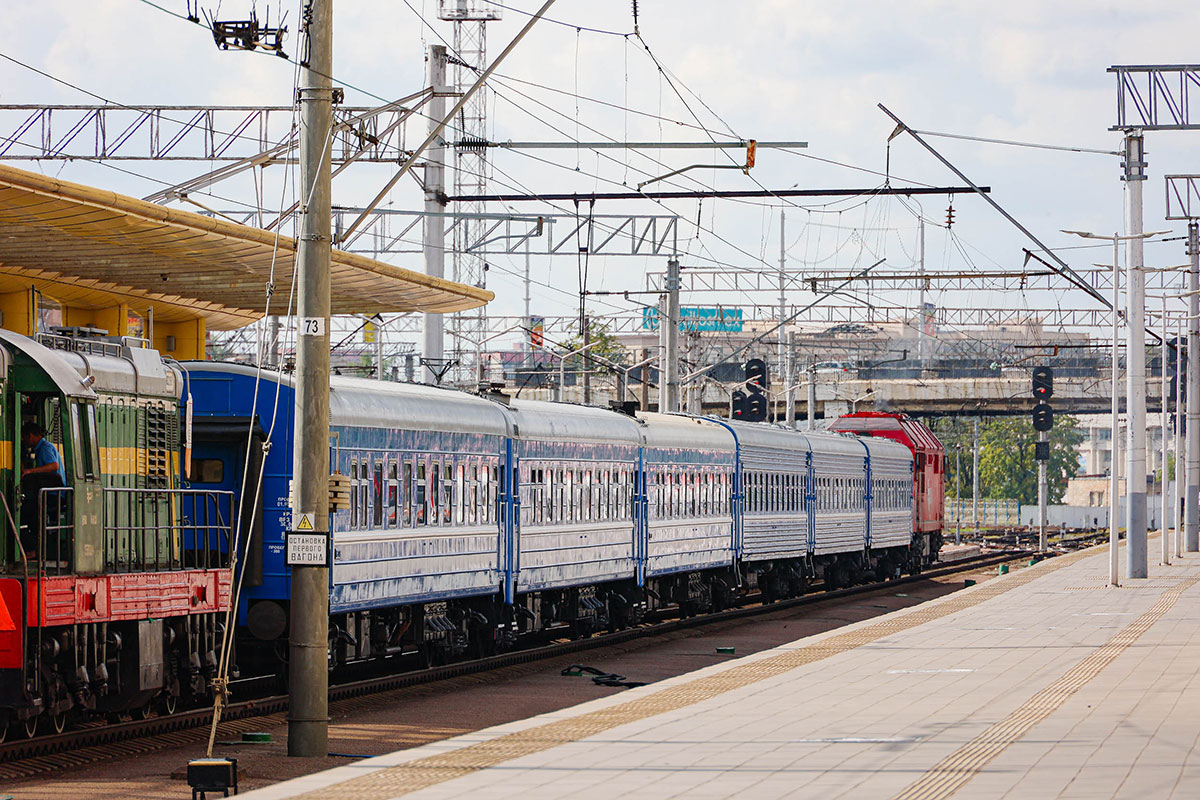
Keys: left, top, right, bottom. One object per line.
{"left": 0, "top": 163, "right": 491, "bottom": 330}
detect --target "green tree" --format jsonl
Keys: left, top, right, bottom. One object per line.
{"left": 560, "top": 318, "right": 627, "bottom": 374}
{"left": 932, "top": 415, "right": 1084, "bottom": 504}
{"left": 977, "top": 416, "right": 1084, "bottom": 504}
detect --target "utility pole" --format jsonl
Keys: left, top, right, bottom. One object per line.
{"left": 422, "top": 45, "right": 449, "bottom": 384}
{"left": 972, "top": 418, "right": 980, "bottom": 541}
{"left": 289, "top": 0, "right": 332, "bottom": 758}
{"left": 778, "top": 209, "right": 787, "bottom": 387}
{"left": 1177, "top": 315, "right": 1185, "bottom": 558}
{"left": 954, "top": 445, "right": 962, "bottom": 545}
{"left": 785, "top": 331, "right": 796, "bottom": 429}
{"left": 376, "top": 316, "right": 385, "bottom": 381}
{"left": 1111, "top": 234, "right": 1121, "bottom": 586}
{"left": 640, "top": 347, "right": 650, "bottom": 411}
{"left": 807, "top": 365, "right": 816, "bottom": 430}
{"left": 917, "top": 217, "right": 926, "bottom": 372}
{"left": 1123, "top": 130, "right": 1148, "bottom": 578}
{"left": 1161, "top": 298, "right": 1170, "bottom": 563}
{"left": 582, "top": 313, "right": 591, "bottom": 405}
{"left": 1188, "top": 220, "right": 1200, "bottom": 551}
{"left": 661, "top": 258, "right": 681, "bottom": 413}
{"left": 266, "top": 316, "right": 280, "bottom": 367}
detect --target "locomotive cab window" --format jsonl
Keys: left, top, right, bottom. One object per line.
{"left": 71, "top": 401, "right": 101, "bottom": 481}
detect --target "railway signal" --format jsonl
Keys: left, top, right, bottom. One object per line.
{"left": 743, "top": 358, "right": 769, "bottom": 422}
{"left": 1032, "top": 402, "right": 1054, "bottom": 432}
{"left": 1032, "top": 366, "right": 1053, "bottom": 400}
{"left": 732, "top": 389, "right": 747, "bottom": 420}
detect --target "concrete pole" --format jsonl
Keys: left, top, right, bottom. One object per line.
{"left": 1161, "top": 298, "right": 1170, "bottom": 564}
{"left": 1187, "top": 220, "right": 1200, "bottom": 551}
{"left": 807, "top": 366, "right": 816, "bottom": 430}
{"left": 954, "top": 446, "right": 961, "bottom": 545}
{"left": 1038, "top": 429, "right": 1048, "bottom": 551}
{"left": 1177, "top": 315, "right": 1185, "bottom": 558}
{"left": 972, "top": 418, "right": 980, "bottom": 539}
{"left": 556, "top": 355, "right": 564, "bottom": 402}
{"left": 917, "top": 218, "right": 926, "bottom": 372}
{"left": 289, "top": 0, "right": 332, "bottom": 758}
{"left": 785, "top": 331, "right": 796, "bottom": 429}
{"left": 640, "top": 347, "right": 650, "bottom": 411}
{"left": 778, "top": 209, "right": 787, "bottom": 386}
{"left": 422, "top": 46, "right": 448, "bottom": 385}
{"left": 581, "top": 313, "right": 591, "bottom": 405}
{"left": 1110, "top": 235, "right": 1121, "bottom": 586}
{"left": 266, "top": 316, "right": 280, "bottom": 367}
{"left": 662, "top": 258, "right": 681, "bottom": 413}
{"left": 1123, "top": 131, "right": 1148, "bottom": 578}
{"left": 376, "top": 316, "right": 385, "bottom": 381}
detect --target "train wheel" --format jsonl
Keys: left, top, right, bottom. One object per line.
{"left": 49, "top": 713, "right": 66, "bottom": 734}
{"left": 131, "top": 704, "right": 154, "bottom": 721}
{"left": 21, "top": 717, "right": 37, "bottom": 739}
{"left": 160, "top": 693, "right": 179, "bottom": 716}
{"left": 0, "top": 723, "right": 7, "bottom": 743}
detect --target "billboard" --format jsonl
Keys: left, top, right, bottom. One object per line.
{"left": 642, "top": 305, "right": 743, "bottom": 333}
{"left": 529, "top": 315, "right": 545, "bottom": 347}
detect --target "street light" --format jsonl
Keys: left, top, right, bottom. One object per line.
{"left": 1062, "top": 228, "right": 1169, "bottom": 586}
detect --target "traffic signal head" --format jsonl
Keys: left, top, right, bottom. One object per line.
{"left": 732, "top": 390, "right": 747, "bottom": 420}
{"left": 745, "top": 358, "right": 769, "bottom": 392}
{"left": 1032, "top": 402, "right": 1054, "bottom": 432}
{"left": 1032, "top": 366, "right": 1054, "bottom": 400}
{"left": 745, "top": 392, "right": 768, "bottom": 422}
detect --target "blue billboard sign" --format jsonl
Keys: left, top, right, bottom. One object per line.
{"left": 642, "top": 305, "right": 744, "bottom": 333}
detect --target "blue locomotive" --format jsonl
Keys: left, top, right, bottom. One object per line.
{"left": 185, "top": 363, "right": 943, "bottom": 668}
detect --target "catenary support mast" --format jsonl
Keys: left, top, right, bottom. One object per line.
{"left": 289, "top": 0, "right": 333, "bottom": 758}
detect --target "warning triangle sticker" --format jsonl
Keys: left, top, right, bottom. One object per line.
{"left": 295, "top": 514, "right": 314, "bottom": 531}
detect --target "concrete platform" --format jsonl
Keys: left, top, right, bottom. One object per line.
{"left": 243, "top": 542, "right": 1200, "bottom": 800}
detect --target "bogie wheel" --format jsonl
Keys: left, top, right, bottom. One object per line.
{"left": 0, "top": 722, "right": 7, "bottom": 743}
{"left": 160, "top": 693, "right": 179, "bottom": 716}
{"left": 131, "top": 704, "right": 155, "bottom": 721}
{"left": 49, "top": 713, "right": 66, "bottom": 734}
{"left": 21, "top": 716, "right": 37, "bottom": 739}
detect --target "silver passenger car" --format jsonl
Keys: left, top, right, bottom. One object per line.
{"left": 508, "top": 399, "right": 641, "bottom": 594}
{"left": 637, "top": 412, "right": 736, "bottom": 578}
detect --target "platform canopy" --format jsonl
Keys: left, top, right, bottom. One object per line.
{"left": 0, "top": 163, "right": 492, "bottom": 331}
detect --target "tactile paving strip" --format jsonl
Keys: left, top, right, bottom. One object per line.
{"left": 293, "top": 551, "right": 1098, "bottom": 800}
{"left": 891, "top": 574, "right": 1200, "bottom": 800}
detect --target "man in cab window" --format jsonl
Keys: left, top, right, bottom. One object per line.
{"left": 21, "top": 421, "right": 66, "bottom": 557}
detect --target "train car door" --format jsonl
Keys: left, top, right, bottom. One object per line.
{"left": 190, "top": 417, "right": 265, "bottom": 586}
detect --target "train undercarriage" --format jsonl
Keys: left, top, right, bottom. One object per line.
{"left": 0, "top": 611, "right": 227, "bottom": 740}
{"left": 241, "top": 532, "right": 943, "bottom": 676}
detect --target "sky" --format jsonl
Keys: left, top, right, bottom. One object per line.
{"left": 2, "top": 0, "right": 1199, "bottom": 348}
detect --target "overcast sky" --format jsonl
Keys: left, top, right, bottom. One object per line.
{"left": 2, "top": 1, "right": 1199, "bottom": 343}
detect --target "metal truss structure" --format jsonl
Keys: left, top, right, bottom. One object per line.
{"left": 439, "top": 0, "right": 502, "bottom": 384}
{"left": 0, "top": 101, "right": 426, "bottom": 163}
{"left": 642, "top": 265, "right": 1187, "bottom": 294}
{"left": 1110, "top": 65, "right": 1200, "bottom": 131}
{"left": 206, "top": 306, "right": 1150, "bottom": 342}
{"left": 207, "top": 208, "right": 681, "bottom": 257}
{"left": 1166, "top": 175, "right": 1200, "bottom": 220}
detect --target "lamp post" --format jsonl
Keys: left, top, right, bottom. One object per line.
{"left": 1063, "top": 228, "right": 1168, "bottom": 585}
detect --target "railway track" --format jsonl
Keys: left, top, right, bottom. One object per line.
{"left": 0, "top": 547, "right": 1038, "bottom": 777}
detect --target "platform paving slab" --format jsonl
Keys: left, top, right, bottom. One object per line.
{"left": 240, "top": 542, "right": 1200, "bottom": 800}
